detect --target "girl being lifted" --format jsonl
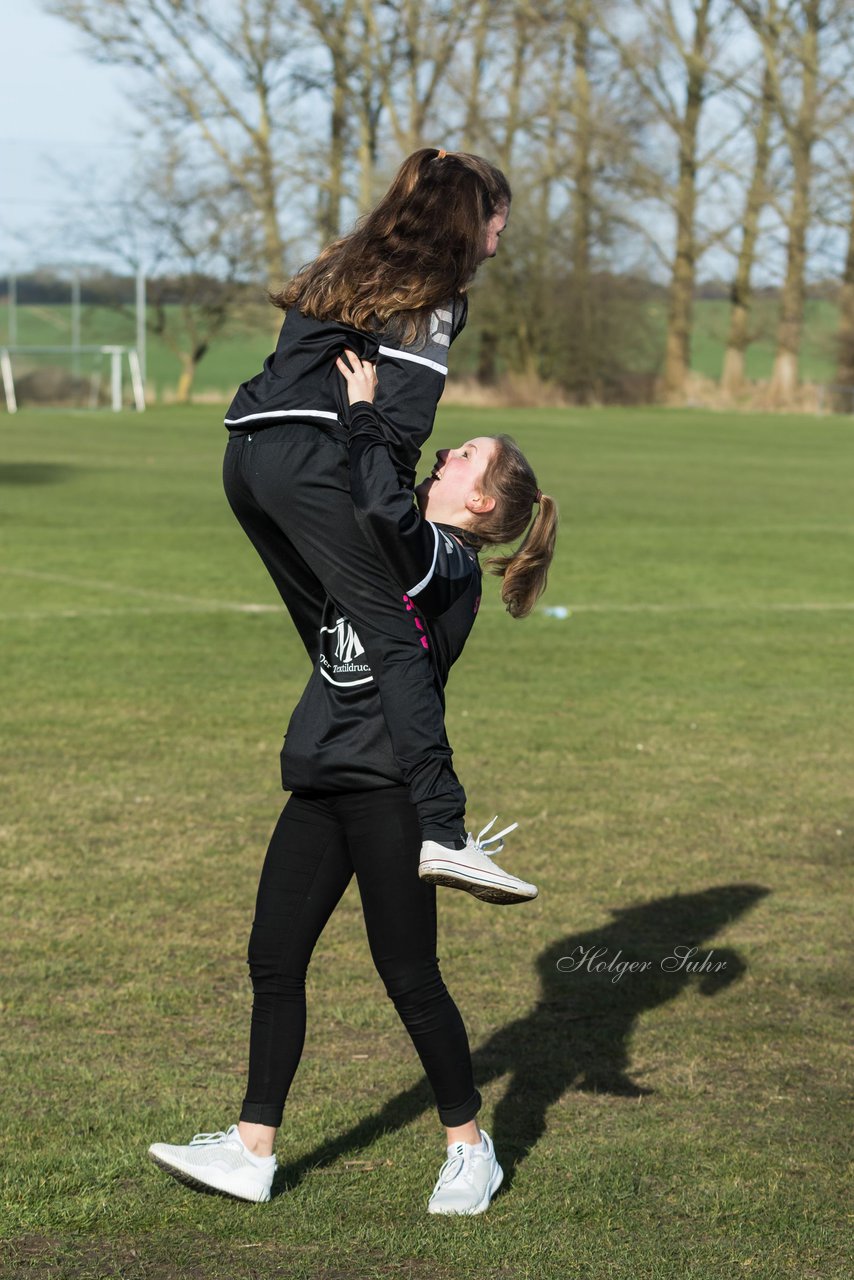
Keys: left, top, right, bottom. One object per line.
{"left": 223, "top": 148, "right": 533, "bottom": 901}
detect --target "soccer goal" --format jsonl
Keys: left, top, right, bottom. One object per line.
{"left": 0, "top": 344, "right": 145, "bottom": 413}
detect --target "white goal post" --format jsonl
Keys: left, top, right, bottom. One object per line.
{"left": 0, "top": 345, "right": 145, "bottom": 413}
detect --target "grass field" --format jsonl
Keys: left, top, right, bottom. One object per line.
{"left": 1, "top": 405, "right": 852, "bottom": 1280}
{"left": 5, "top": 296, "right": 844, "bottom": 398}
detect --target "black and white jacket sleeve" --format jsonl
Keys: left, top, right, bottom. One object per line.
{"left": 347, "top": 402, "right": 478, "bottom": 620}
{"left": 370, "top": 295, "right": 468, "bottom": 488}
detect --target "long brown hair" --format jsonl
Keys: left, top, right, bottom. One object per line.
{"left": 273, "top": 148, "right": 511, "bottom": 346}
{"left": 475, "top": 435, "right": 558, "bottom": 619}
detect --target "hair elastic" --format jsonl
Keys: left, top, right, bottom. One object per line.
{"left": 436, "top": 148, "right": 447, "bottom": 159}
{"left": 535, "top": 489, "right": 543, "bottom": 504}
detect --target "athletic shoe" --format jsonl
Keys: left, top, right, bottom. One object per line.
{"left": 428, "top": 1129, "right": 504, "bottom": 1215}
{"left": 148, "top": 1125, "right": 276, "bottom": 1202}
{"left": 419, "top": 817, "right": 538, "bottom": 905}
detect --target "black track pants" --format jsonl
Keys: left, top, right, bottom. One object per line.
{"left": 239, "top": 788, "right": 481, "bottom": 1129}
{"left": 223, "top": 425, "right": 466, "bottom": 842}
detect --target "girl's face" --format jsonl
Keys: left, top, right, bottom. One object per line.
{"left": 417, "top": 436, "right": 498, "bottom": 520}
{"left": 480, "top": 205, "right": 509, "bottom": 260}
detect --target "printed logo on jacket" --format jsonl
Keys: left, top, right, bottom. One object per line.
{"left": 429, "top": 306, "right": 453, "bottom": 349}
{"left": 319, "top": 610, "right": 374, "bottom": 687}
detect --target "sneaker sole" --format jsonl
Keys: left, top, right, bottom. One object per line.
{"left": 419, "top": 864, "right": 537, "bottom": 905}
{"left": 428, "top": 1161, "right": 505, "bottom": 1215}
{"left": 148, "top": 1149, "right": 271, "bottom": 1203}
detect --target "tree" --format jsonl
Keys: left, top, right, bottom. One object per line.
{"left": 834, "top": 180, "right": 854, "bottom": 408}
{"left": 827, "top": 97, "right": 854, "bottom": 408}
{"left": 720, "top": 31, "right": 778, "bottom": 397}
{"left": 61, "top": 139, "right": 263, "bottom": 402}
{"left": 609, "top": 0, "right": 743, "bottom": 398}
{"left": 47, "top": 0, "right": 309, "bottom": 284}
{"left": 299, "top": 0, "right": 358, "bottom": 241}
{"left": 567, "top": 1, "right": 596, "bottom": 400}
{"left": 753, "top": 0, "right": 821, "bottom": 404}
{"left": 299, "top": 0, "right": 406, "bottom": 230}
{"left": 737, "top": 0, "right": 853, "bottom": 404}
{"left": 449, "top": 1, "right": 663, "bottom": 400}
{"left": 384, "top": 0, "right": 481, "bottom": 153}
{"left": 139, "top": 153, "right": 262, "bottom": 402}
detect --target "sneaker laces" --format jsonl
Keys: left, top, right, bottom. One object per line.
{"left": 468, "top": 816, "right": 518, "bottom": 858}
{"left": 189, "top": 1126, "right": 237, "bottom": 1147}
{"left": 433, "top": 1143, "right": 472, "bottom": 1191}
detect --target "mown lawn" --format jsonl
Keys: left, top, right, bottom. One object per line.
{"left": 0, "top": 405, "right": 851, "bottom": 1279}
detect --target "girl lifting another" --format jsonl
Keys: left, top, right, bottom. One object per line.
{"left": 150, "top": 353, "right": 557, "bottom": 1212}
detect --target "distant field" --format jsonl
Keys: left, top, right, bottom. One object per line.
{"left": 3, "top": 302, "right": 275, "bottom": 402}
{"left": 1, "top": 405, "right": 850, "bottom": 1279}
{"left": 681, "top": 297, "right": 840, "bottom": 382}
{"left": 3, "top": 297, "right": 843, "bottom": 400}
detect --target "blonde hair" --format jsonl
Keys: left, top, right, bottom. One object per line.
{"left": 474, "top": 436, "right": 558, "bottom": 619}
{"left": 273, "top": 148, "right": 511, "bottom": 346}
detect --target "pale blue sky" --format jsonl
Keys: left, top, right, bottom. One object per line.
{"left": 1, "top": 2, "right": 130, "bottom": 268}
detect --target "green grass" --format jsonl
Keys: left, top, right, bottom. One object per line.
{"left": 1, "top": 405, "right": 852, "bottom": 1279}
{"left": 5, "top": 296, "right": 844, "bottom": 399}
{"left": 682, "top": 297, "right": 840, "bottom": 382}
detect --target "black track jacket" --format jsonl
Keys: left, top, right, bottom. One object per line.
{"left": 280, "top": 403, "right": 483, "bottom": 793}
{"left": 225, "top": 299, "right": 468, "bottom": 488}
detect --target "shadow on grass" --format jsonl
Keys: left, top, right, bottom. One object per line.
{"left": 275, "top": 882, "right": 770, "bottom": 1195}
{"left": 0, "top": 462, "right": 78, "bottom": 486}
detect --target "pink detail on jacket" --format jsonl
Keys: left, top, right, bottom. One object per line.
{"left": 402, "top": 593, "right": 430, "bottom": 649}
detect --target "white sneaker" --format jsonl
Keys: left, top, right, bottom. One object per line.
{"left": 419, "top": 817, "right": 538, "bottom": 904}
{"left": 148, "top": 1125, "right": 276, "bottom": 1202}
{"left": 428, "top": 1129, "right": 504, "bottom": 1215}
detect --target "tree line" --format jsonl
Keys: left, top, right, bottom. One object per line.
{"left": 45, "top": 0, "right": 854, "bottom": 407}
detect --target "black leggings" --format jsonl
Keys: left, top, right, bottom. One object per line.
{"left": 240, "top": 787, "right": 481, "bottom": 1129}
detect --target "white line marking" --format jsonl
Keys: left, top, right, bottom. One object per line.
{"left": 562, "top": 601, "right": 854, "bottom": 614}
{"left": 2, "top": 600, "right": 854, "bottom": 625}
{"left": 0, "top": 567, "right": 275, "bottom": 613}
{"left": 0, "top": 605, "right": 281, "bottom": 621}
{"left": 3, "top": 569, "right": 853, "bottom": 621}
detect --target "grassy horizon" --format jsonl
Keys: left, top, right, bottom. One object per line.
{"left": 0, "top": 405, "right": 851, "bottom": 1279}
{"left": 4, "top": 296, "right": 844, "bottom": 401}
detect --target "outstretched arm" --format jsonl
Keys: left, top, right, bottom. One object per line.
{"left": 336, "top": 352, "right": 475, "bottom": 619}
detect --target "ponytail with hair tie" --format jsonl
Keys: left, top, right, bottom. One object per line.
{"left": 472, "top": 436, "right": 559, "bottom": 619}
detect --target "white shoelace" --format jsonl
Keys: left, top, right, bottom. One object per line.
{"left": 434, "top": 1143, "right": 471, "bottom": 1189}
{"left": 469, "top": 815, "right": 519, "bottom": 858}
{"left": 189, "top": 1127, "right": 235, "bottom": 1147}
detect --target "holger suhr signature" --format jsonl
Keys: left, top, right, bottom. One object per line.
{"left": 556, "top": 945, "right": 727, "bottom": 984}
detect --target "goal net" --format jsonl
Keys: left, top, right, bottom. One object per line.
{"left": 0, "top": 345, "right": 145, "bottom": 412}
